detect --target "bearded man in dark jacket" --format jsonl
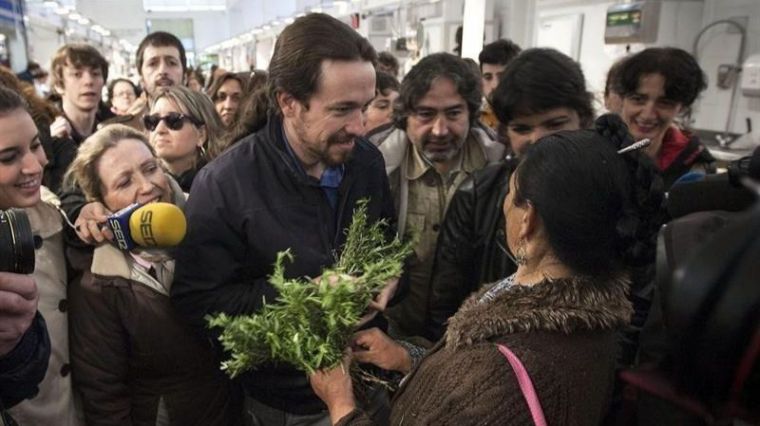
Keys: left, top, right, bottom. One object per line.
{"left": 171, "top": 13, "right": 397, "bottom": 426}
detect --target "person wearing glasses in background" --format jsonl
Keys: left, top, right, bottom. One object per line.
{"left": 107, "top": 78, "right": 140, "bottom": 116}
{"left": 144, "top": 85, "right": 225, "bottom": 192}
{"left": 207, "top": 72, "right": 248, "bottom": 128}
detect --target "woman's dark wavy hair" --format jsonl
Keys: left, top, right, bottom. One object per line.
{"left": 512, "top": 114, "right": 664, "bottom": 277}
{"left": 490, "top": 48, "right": 594, "bottom": 128}
{"left": 613, "top": 47, "right": 706, "bottom": 108}
{"left": 230, "top": 13, "right": 376, "bottom": 141}
{"left": 393, "top": 52, "right": 482, "bottom": 130}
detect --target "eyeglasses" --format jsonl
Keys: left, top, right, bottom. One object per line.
{"left": 143, "top": 112, "right": 203, "bottom": 131}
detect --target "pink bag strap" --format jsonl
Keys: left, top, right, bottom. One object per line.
{"left": 497, "top": 344, "right": 548, "bottom": 426}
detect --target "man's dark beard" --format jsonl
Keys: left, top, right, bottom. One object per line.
{"left": 322, "top": 130, "right": 356, "bottom": 166}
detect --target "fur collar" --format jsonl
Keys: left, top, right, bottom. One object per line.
{"left": 445, "top": 275, "right": 633, "bottom": 349}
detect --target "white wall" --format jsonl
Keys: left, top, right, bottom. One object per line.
{"left": 25, "top": 19, "right": 62, "bottom": 70}
{"left": 691, "top": 0, "right": 760, "bottom": 134}
{"left": 492, "top": 0, "right": 760, "bottom": 135}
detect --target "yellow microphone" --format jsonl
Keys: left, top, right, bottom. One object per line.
{"left": 126, "top": 202, "right": 187, "bottom": 248}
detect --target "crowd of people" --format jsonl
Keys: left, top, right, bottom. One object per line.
{"left": 0, "top": 11, "right": 756, "bottom": 426}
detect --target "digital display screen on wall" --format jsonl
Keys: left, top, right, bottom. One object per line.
{"left": 607, "top": 10, "right": 642, "bottom": 27}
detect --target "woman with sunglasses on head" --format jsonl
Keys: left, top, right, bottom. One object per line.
{"left": 425, "top": 48, "right": 595, "bottom": 341}
{"left": 310, "top": 114, "right": 663, "bottom": 426}
{"left": 144, "top": 85, "right": 225, "bottom": 192}
{"left": 0, "top": 86, "right": 82, "bottom": 425}
{"left": 64, "top": 124, "right": 242, "bottom": 426}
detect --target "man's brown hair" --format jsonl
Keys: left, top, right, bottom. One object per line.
{"left": 50, "top": 44, "right": 109, "bottom": 91}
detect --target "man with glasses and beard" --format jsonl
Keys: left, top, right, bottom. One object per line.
{"left": 368, "top": 53, "right": 504, "bottom": 341}
{"left": 171, "top": 13, "right": 397, "bottom": 426}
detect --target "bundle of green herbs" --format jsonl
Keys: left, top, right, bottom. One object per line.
{"left": 207, "top": 200, "right": 412, "bottom": 376}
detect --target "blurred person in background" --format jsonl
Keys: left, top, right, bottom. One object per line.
{"left": 377, "top": 51, "right": 400, "bottom": 78}
{"left": 186, "top": 67, "right": 205, "bottom": 92}
{"left": 604, "top": 57, "right": 627, "bottom": 115}
{"left": 247, "top": 69, "right": 268, "bottom": 94}
{"left": 364, "top": 71, "right": 399, "bottom": 139}
{"left": 107, "top": 78, "right": 139, "bottom": 116}
{"left": 478, "top": 39, "right": 521, "bottom": 132}
{"left": 208, "top": 72, "right": 248, "bottom": 128}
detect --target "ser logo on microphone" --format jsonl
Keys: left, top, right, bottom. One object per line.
{"left": 107, "top": 218, "right": 129, "bottom": 250}
{"left": 139, "top": 210, "right": 158, "bottom": 246}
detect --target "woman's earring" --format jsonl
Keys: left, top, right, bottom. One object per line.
{"left": 515, "top": 238, "right": 528, "bottom": 265}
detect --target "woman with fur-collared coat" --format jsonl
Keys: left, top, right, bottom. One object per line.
{"left": 64, "top": 125, "right": 241, "bottom": 426}
{"left": 309, "top": 115, "right": 664, "bottom": 425}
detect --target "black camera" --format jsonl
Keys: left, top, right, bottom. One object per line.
{"left": 0, "top": 209, "right": 35, "bottom": 274}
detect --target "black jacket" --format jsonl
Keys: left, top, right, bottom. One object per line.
{"left": 426, "top": 159, "right": 518, "bottom": 341}
{"left": 0, "top": 313, "right": 50, "bottom": 420}
{"left": 171, "top": 115, "right": 396, "bottom": 415}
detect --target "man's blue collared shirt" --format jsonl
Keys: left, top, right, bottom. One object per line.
{"left": 281, "top": 127, "right": 345, "bottom": 210}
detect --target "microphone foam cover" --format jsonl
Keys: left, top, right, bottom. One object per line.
{"left": 128, "top": 202, "right": 187, "bottom": 247}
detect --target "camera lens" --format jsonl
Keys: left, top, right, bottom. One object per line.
{"left": 0, "top": 209, "right": 35, "bottom": 274}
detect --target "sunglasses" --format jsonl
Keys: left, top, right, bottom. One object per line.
{"left": 143, "top": 112, "right": 203, "bottom": 131}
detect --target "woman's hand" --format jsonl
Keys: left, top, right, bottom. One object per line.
{"left": 309, "top": 356, "right": 356, "bottom": 425}
{"left": 352, "top": 327, "right": 412, "bottom": 374}
{"left": 74, "top": 201, "right": 113, "bottom": 244}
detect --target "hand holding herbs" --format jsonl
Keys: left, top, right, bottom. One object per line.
{"left": 207, "top": 201, "right": 412, "bottom": 376}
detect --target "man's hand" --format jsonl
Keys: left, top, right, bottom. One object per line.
{"left": 357, "top": 277, "right": 399, "bottom": 327}
{"left": 49, "top": 116, "right": 72, "bottom": 139}
{"left": 74, "top": 201, "right": 113, "bottom": 244}
{"left": 352, "top": 327, "right": 412, "bottom": 374}
{"left": 308, "top": 355, "right": 356, "bottom": 424}
{"left": 0, "top": 273, "right": 38, "bottom": 356}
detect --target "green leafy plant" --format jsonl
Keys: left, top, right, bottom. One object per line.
{"left": 207, "top": 200, "right": 412, "bottom": 376}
